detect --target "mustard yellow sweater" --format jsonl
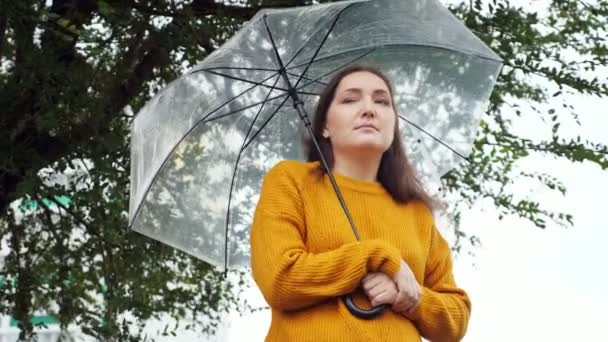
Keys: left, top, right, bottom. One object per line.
{"left": 250, "top": 160, "right": 470, "bottom": 342}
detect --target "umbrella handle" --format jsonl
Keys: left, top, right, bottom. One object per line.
{"left": 342, "top": 294, "right": 386, "bottom": 319}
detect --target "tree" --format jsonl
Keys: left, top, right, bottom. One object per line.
{"left": 444, "top": 0, "right": 607, "bottom": 249}
{"left": 0, "top": 0, "right": 303, "bottom": 340}
{"left": 0, "top": 0, "right": 606, "bottom": 340}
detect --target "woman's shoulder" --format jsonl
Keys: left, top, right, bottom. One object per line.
{"left": 404, "top": 199, "right": 436, "bottom": 228}
{"left": 267, "top": 159, "right": 319, "bottom": 177}
{"left": 264, "top": 159, "right": 321, "bottom": 185}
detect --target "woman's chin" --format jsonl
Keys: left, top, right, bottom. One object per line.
{"left": 341, "top": 141, "right": 388, "bottom": 155}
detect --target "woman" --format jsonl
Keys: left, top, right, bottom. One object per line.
{"left": 250, "top": 65, "right": 470, "bottom": 342}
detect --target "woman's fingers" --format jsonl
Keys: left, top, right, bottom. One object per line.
{"left": 393, "top": 292, "right": 416, "bottom": 312}
{"left": 391, "top": 260, "right": 422, "bottom": 313}
{"left": 368, "top": 280, "right": 397, "bottom": 299}
{"left": 366, "top": 284, "right": 384, "bottom": 298}
{"left": 370, "top": 292, "right": 390, "bottom": 307}
{"left": 362, "top": 272, "right": 399, "bottom": 306}
{"left": 391, "top": 291, "right": 409, "bottom": 312}
{"left": 362, "top": 273, "right": 384, "bottom": 291}
{"left": 370, "top": 286, "right": 398, "bottom": 306}
{"left": 365, "top": 281, "right": 388, "bottom": 298}
{"left": 362, "top": 272, "right": 395, "bottom": 295}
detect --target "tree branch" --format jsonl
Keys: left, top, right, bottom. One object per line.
{"left": 0, "top": 12, "right": 7, "bottom": 59}
{"left": 46, "top": 195, "right": 93, "bottom": 232}
{"left": 0, "top": 174, "right": 20, "bottom": 218}
{"left": 13, "top": 3, "right": 36, "bottom": 74}
{"left": 129, "top": 0, "right": 301, "bottom": 19}
{"left": 480, "top": 140, "right": 608, "bottom": 156}
{"left": 103, "top": 30, "right": 172, "bottom": 118}
{"left": 189, "top": 0, "right": 260, "bottom": 18}
{"left": 102, "top": 0, "right": 298, "bottom": 117}
{"left": 31, "top": 193, "right": 59, "bottom": 266}
{"left": 41, "top": 0, "right": 96, "bottom": 59}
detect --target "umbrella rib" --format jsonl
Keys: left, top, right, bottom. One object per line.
{"left": 129, "top": 72, "right": 282, "bottom": 229}
{"left": 288, "top": 43, "right": 502, "bottom": 72}
{"left": 202, "top": 93, "right": 288, "bottom": 124}
{"left": 297, "top": 91, "right": 321, "bottom": 96}
{"left": 284, "top": 3, "right": 356, "bottom": 69}
{"left": 285, "top": 46, "right": 376, "bottom": 72}
{"left": 242, "top": 95, "right": 291, "bottom": 151}
{"left": 291, "top": 5, "right": 346, "bottom": 90}
{"left": 286, "top": 71, "right": 327, "bottom": 87}
{"left": 224, "top": 74, "right": 283, "bottom": 270}
{"left": 261, "top": 13, "right": 372, "bottom": 101}
{"left": 199, "top": 72, "right": 281, "bottom": 123}
{"left": 202, "top": 49, "right": 377, "bottom": 128}
{"left": 262, "top": 14, "right": 290, "bottom": 75}
{"left": 196, "top": 66, "right": 278, "bottom": 73}
{"left": 203, "top": 71, "right": 333, "bottom": 127}
{"left": 196, "top": 69, "right": 289, "bottom": 93}
{"left": 288, "top": 48, "right": 377, "bottom": 90}
{"left": 205, "top": 74, "right": 334, "bottom": 126}
{"left": 238, "top": 49, "right": 381, "bottom": 150}
{"left": 398, "top": 115, "right": 471, "bottom": 162}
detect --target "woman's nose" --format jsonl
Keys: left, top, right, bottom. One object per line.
{"left": 362, "top": 109, "right": 376, "bottom": 118}
{"left": 361, "top": 101, "right": 376, "bottom": 117}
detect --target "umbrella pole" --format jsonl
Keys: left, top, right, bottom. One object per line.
{"left": 293, "top": 96, "right": 362, "bottom": 240}
{"left": 261, "top": 14, "right": 365, "bottom": 239}
{"left": 263, "top": 13, "right": 385, "bottom": 320}
{"left": 278, "top": 69, "right": 387, "bottom": 319}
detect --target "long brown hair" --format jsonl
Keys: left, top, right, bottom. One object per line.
{"left": 304, "top": 65, "right": 437, "bottom": 211}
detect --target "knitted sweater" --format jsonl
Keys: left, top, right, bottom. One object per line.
{"left": 250, "top": 160, "right": 471, "bottom": 342}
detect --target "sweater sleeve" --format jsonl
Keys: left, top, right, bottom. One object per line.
{"left": 404, "top": 225, "right": 471, "bottom": 342}
{"left": 250, "top": 163, "right": 402, "bottom": 311}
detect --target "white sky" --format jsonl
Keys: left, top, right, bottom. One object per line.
{"left": 456, "top": 91, "right": 608, "bottom": 341}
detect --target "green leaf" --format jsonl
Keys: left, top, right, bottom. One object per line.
{"left": 97, "top": 1, "right": 114, "bottom": 17}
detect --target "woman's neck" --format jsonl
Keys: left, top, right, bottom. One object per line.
{"left": 332, "top": 151, "right": 382, "bottom": 182}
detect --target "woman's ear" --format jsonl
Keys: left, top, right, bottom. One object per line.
{"left": 322, "top": 129, "right": 330, "bottom": 138}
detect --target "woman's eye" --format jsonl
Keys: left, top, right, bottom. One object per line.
{"left": 375, "top": 99, "right": 390, "bottom": 106}
{"left": 342, "top": 98, "right": 356, "bottom": 103}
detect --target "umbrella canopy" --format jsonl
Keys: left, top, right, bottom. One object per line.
{"left": 128, "top": 0, "right": 502, "bottom": 272}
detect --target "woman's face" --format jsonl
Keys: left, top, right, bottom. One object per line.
{"left": 324, "top": 71, "right": 396, "bottom": 156}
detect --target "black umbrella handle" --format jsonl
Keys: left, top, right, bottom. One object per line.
{"left": 342, "top": 295, "right": 386, "bottom": 319}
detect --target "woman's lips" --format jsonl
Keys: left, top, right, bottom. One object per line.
{"left": 354, "top": 124, "right": 378, "bottom": 131}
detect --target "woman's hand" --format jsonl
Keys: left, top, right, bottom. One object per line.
{"left": 391, "top": 259, "right": 422, "bottom": 314}
{"left": 361, "top": 272, "right": 399, "bottom": 307}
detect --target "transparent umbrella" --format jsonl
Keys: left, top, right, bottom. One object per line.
{"left": 128, "top": 0, "right": 503, "bottom": 319}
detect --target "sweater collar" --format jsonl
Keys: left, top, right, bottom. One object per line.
{"left": 310, "top": 162, "right": 387, "bottom": 195}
